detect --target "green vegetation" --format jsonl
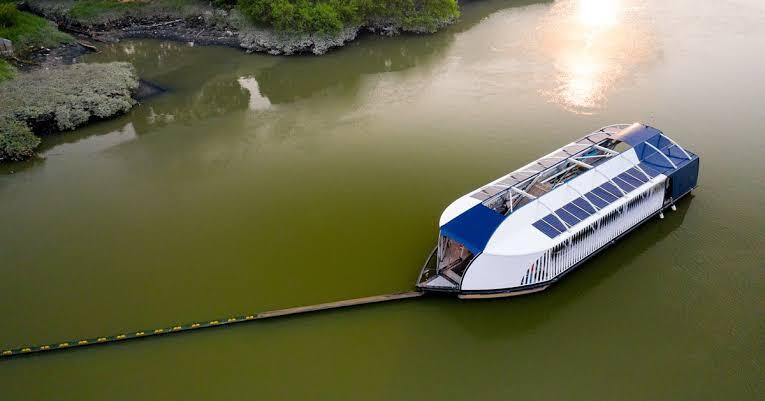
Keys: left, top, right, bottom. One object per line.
{"left": 239, "top": 0, "right": 351, "bottom": 33}
{"left": 0, "top": 3, "right": 72, "bottom": 55}
{"left": 0, "top": 62, "right": 138, "bottom": 161}
{"left": 28, "top": 0, "right": 458, "bottom": 35}
{"left": 69, "top": 0, "right": 143, "bottom": 21}
{"left": 0, "top": 58, "right": 13, "bottom": 82}
{"left": 239, "top": 0, "right": 460, "bottom": 34}
{"left": 0, "top": 118, "right": 40, "bottom": 161}
{"left": 0, "top": 3, "right": 19, "bottom": 27}
{"left": 52, "top": 0, "right": 210, "bottom": 25}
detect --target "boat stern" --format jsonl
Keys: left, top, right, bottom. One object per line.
{"left": 416, "top": 246, "right": 461, "bottom": 293}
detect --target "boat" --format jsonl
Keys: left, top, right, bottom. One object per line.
{"left": 416, "top": 123, "right": 699, "bottom": 298}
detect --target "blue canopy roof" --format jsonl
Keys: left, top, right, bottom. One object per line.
{"left": 611, "top": 123, "right": 697, "bottom": 174}
{"left": 611, "top": 123, "right": 663, "bottom": 146}
{"left": 440, "top": 204, "right": 506, "bottom": 254}
{"left": 634, "top": 131, "right": 697, "bottom": 172}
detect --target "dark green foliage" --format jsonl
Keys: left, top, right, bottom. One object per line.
{"left": 239, "top": 0, "right": 343, "bottom": 33}
{"left": 366, "top": 0, "right": 460, "bottom": 32}
{"left": 239, "top": 0, "right": 458, "bottom": 34}
{"left": 0, "top": 118, "right": 40, "bottom": 161}
{"left": 0, "top": 58, "right": 13, "bottom": 82}
{"left": 0, "top": 3, "right": 18, "bottom": 27}
{"left": 211, "top": 0, "right": 237, "bottom": 7}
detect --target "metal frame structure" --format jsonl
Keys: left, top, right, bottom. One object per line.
{"left": 644, "top": 142, "right": 678, "bottom": 169}
{"left": 659, "top": 134, "right": 692, "bottom": 160}
{"left": 472, "top": 125, "right": 638, "bottom": 214}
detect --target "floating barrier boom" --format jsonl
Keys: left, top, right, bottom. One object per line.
{"left": 1, "top": 291, "right": 423, "bottom": 359}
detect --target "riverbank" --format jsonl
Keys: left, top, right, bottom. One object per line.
{"left": 23, "top": 0, "right": 460, "bottom": 55}
{"left": 0, "top": 62, "right": 138, "bottom": 161}
{"left": 0, "top": 2, "right": 141, "bottom": 162}
{"left": 0, "top": 0, "right": 461, "bottom": 162}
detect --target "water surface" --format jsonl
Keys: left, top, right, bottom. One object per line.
{"left": 1, "top": 0, "right": 763, "bottom": 399}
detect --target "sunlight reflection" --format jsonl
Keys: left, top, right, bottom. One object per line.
{"left": 42, "top": 123, "right": 138, "bottom": 157}
{"left": 538, "top": 0, "right": 657, "bottom": 114}
{"left": 237, "top": 77, "right": 272, "bottom": 111}
{"left": 577, "top": 0, "right": 621, "bottom": 29}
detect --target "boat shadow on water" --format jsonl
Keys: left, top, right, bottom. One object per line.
{"left": 427, "top": 195, "right": 693, "bottom": 340}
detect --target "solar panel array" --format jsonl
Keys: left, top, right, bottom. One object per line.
{"left": 531, "top": 164, "right": 661, "bottom": 239}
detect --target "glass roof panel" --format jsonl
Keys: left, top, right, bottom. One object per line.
{"left": 537, "top": 158, "right": 564, "bottom": 168}
{"left": 562, "top": 144, "right": 591, "bottom": 155}
{"left": 586, "top": 132, "right": 610, "bottom": 143}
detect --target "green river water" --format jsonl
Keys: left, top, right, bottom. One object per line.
{"left": 1, "top": 0, "right": 763, "bottom": 399}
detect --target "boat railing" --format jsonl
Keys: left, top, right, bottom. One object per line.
{"left": 416, "top": 246, "right": 438, "bottom": 285}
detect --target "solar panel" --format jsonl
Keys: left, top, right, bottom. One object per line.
{"left": 612, "top": 176, "right": 636, "bottom": 192}
{"left": 572, "top": 197, "right": 597, "bottom": 214}
{"left": 542, "top": 214, "right": 567, "bottom": 233}
{"left": 555, "top": 208, "right": 581, "bottom": 226}
{"left": 626, "top": 167, "right": 649, "bottom": 182}
{"left": 585, "top": 192, "right": 609, "bottom": 208}
{"left": 592, "top": 187, "right": 618, "bottom": 203}
{"left": 532, "top": 220, "right": 559, "bottom": 238}
{"left": 619, "top": 172, "right": 643, "bottom": 188}
{"left": 563, "top": 202, "right": 590, "bottom": 220}
{"left": 600, "top": 182, "right": 622, "bottom": 198}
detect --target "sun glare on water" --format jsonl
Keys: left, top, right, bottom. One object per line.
{"left": 577, "top": 0, "right": 621, "bottom": 28}
{"left": 537, "top": 0, "right": 656, "bottom": 114}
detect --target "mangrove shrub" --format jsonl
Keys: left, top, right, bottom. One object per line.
{"left": 0, "top": 118, "right": 40, "bottom": 161}
{"left": 0, "top": 62, "right": 139, "bottom": 133}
